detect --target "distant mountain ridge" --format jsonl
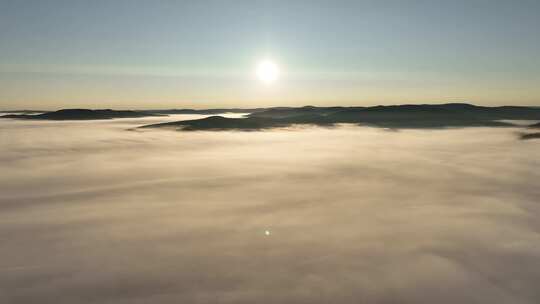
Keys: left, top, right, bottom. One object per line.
{"left": 3, "top": 104, "right": 540, "bottom": 130}
{"left": 1, "top": 109, "right": 160, "bottom": 120}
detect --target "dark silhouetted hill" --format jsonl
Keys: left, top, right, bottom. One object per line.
{"left": 248, "top": 105, "right": 350, "bottom": 119}
{"left": 141, "top": 103, "right": 540, "bottom": 131}
{"left": 520, "top": 133, "right": 540, "bottom": 140}
{"left": 140, "top": 116, "right": 283, "bottom": 131}
{"left": 1, "top": 109, "right": 161, "bottom": 120}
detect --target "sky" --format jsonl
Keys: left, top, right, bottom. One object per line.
{"left": 1, "top": 0, "right": 540, "bottom": 109}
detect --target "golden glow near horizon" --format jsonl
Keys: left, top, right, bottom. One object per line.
{"left": 1, "top": 2, "right": 540, "bottom": 110}
{"left": 256, "top": 60, "right": 280, "bottom": 85}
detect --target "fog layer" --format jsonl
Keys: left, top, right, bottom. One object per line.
{"left": 1, "top": 115, "right": 539, "bottom": 304}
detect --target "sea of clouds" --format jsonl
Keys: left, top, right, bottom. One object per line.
{"left": 1, "top": 115, "right": 539, "bottom": 304}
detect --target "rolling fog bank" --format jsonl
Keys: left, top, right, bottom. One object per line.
{"left": 1, "top": 115, "right": 539, "bottom": 304}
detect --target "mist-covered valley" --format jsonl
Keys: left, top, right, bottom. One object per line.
{"left": 1, "top": 115, "right": 540, "bottom": 304}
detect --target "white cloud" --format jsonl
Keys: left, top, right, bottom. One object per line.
{"left": 1, "top": 117, "right": 539, "bottom": 303}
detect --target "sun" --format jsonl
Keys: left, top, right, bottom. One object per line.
{"left": 256, "top": 60, "right": 279, "bottom": 84}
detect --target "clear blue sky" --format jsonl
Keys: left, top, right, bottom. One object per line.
{"left": 1, "top": 0, "right": 539, "bottom": 109}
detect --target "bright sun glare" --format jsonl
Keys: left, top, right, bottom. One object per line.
{"left": 256, "top": 60, "right": 279, "bottom": 84}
